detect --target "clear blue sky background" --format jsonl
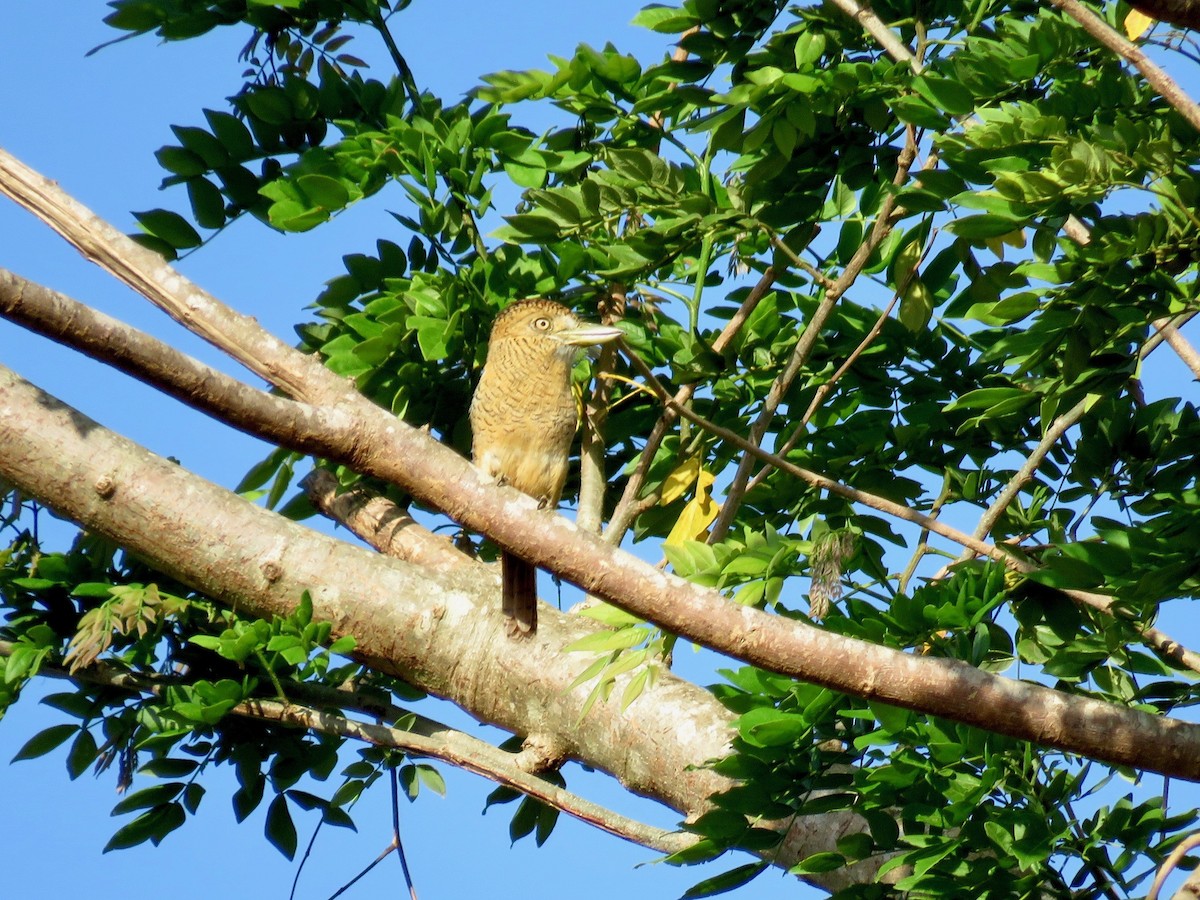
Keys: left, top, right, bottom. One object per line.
{"left": 2, "top": 5, "right": 1199, "bottom": 900}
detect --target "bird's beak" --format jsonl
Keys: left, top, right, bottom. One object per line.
{"left": 557, "top": 323, "right": 624, "bottom": 347}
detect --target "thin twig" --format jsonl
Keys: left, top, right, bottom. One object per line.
{"left": 826, "top": 0, "right": 923, "bottom": 72}
{"left": 1046, "top": 0, "right": 1200, "bottom": 133}
{"left": 959, "top": 310, "right": 1197, "bottom": 561}
{"left": 1153, "top": 316, "right": 1200, "bottom": 378}
{"left": 302, "top": 469, "right": 474, "bottom": 574}
{"left": 708, "top": 133, "right": 918, "bottom": 543}
{"left": 603, "top": 267, "right": 778, "bottom": 545}
{"left": 619, "top": 343, "right": 1200, "bottom": 675}
{"left": 0, "top": 642, "right": 695, "bottom": 856}
{"left": 624, "top": 347, "right": 1007, "bottom": 561}
{"left": 389, "top": 770, "right": 418, "bottom": 900}
{"left": 966, "top": 396, "right": 1090, "bottom": 550}
{"left": 770, "top": 233, "right": 837, "bottom": 291}
{"left": 290, "top": 819, "right": 324, "bottom": 900}
{"left": 1147, "top": 830, "right": 1200, "bottom": 900}
{"left": 897, "top": 473, "right": 953, "bottom": 593}
{"left": 578, "top": 286, "right": 625, "bottom": 535}
{"left": 368, "top": 7, "right": 422, "bottom": 110}
{"left": 328, "top": 840, "right": 396, "bottom": 900}
{"left": 744, "top": 289, "right": 901, "bottom": 496}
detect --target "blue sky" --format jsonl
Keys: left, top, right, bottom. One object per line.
{"left": 0, "top": 4, "right": 812, "bottom": 899}
{"left": 3, "top": 4, "right": 1200, "bottom": 900}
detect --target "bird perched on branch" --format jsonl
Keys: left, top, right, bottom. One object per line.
{"left": 470, "top": 299, "right": 622, "bottom": 635}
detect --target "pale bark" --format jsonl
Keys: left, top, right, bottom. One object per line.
{"left": 1, "top": 147, "right": 1200, "bottom": 782}
{"left": 5, "top": 147, "right": 1200, "bottom": 900}
{"left": 0, "top": 363, "right": 888, "bottom": 891}
{"left": 5, "top": 270, "right": 1200, "bottom": 782}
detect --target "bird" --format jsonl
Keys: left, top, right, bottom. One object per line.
{"left": 470, "top": 299, "right": 622, "bottom": 635}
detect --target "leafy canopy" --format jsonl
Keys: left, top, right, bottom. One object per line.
{"left": 3, "top": 0, "right": 1200, "bottom": 897}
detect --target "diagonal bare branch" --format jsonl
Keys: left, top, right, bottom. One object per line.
{"left": 0, "top": 148, "right": 343, "bottom": 404}
{"left": 6, "top": 362, "right": 1200, "bottom": 783}
{"left": 604, "top": 266, "right": 778, "bottom": 545}
{"left": 708, "top": 133, "right": 919, "bottom": 543}
{"left": 0, "top": 640, "right": 694, "bottom": 856}
{"left": 1046, "top": 0, "right": 1200, "bottom": 132}
{"left": 302, "top": 468, "right": 475, "bottom": 575}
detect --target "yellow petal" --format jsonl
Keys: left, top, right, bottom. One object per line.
{"left": 660, "top": 456, "right": 701, "bottom": 505}
{"left": 1124, "top": 9, "right": 1154, "bottom": 40}
{"left": 664, "top": 492, "right": 721, "bottom": 547}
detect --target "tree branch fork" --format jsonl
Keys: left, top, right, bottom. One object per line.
{"left": 2, "top": 147, "right": 1200, "bottom": 793}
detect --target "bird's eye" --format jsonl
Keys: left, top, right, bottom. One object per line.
{"left": 533, "top": 317, "right": 551, "bottom": 330}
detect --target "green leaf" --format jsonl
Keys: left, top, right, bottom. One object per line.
{"left": 898, "top": 278, "right": 933, "bottom": 332}
{"left": 111, "top": 783, "right": 185, "bottom": 815}
{"left": 681, "top": 861, "right": 768, "bottom": 898}
{"left": 183, "top": 783, "right": 205, "bottom": 815}
{"left": 911, "top": 76, "right": 975, "bottom": 116}
{"left": 415, "top": 764, "right": 446, "bottom": 797}
{"left": 267, "top": 199, "right": 330, "bottom": 232}
{"left": 736, "top": 708, "right": 809, "bottom": 747}
{"left": 495, "top": 213, "right": 563, "bottom": 242}
{"left": 790, "top": 851, "right": 846, "bottom": 874}
{"left": 186, "top": 177, "right": 226, "bottom": 229}
{"left": 204, "top": 109, "right": 256, "bottom": 160}
{"left": 171, "top": 125, "right": 228, "bottom": 167}
{"left": 12, "top": 723, "right": 77, "bottom": 762}
{"left": 945, "top": 214, "right": 1026, "bottom": 240}
{"left": 631, "top": 5, "right": 696, "bottom": 33}
{"left": 534, "top": 804, "right": 559, "bottom": 847}
{"left": 236, "top": 448, "right": 291, "bottom": 493}
{"left": 867, "top": 700, "right": 912, "bottom": 734}
{"left": 793, "top": 33, "right": 827, "bottom": 68}
{"left": 837, "top": 832, "right": 874, "bottom": 860}
{"left": 244, "top": 87, "right": 293, "bottom": 125}
{"left": 133, "top": 209, "right": 202, "bottom": 249}
{"left": 565, "top": 627, "right": 649, "bottom": 652}
{"left": 409, "top": 315, "right": 450, "bottom": 361}
{"left": 503, "top": 161, "right": 547, "bottom": 188}
{"left": 103, "top": 2, "right": 166, "bottom": 32}
{"left": 944, "top": 387, "right": 1029, "bottom": 413}
{"left": 66, "top": 728, "right": 99, "bottom": 779}
{"left": 890, "top": 95, "right": 951, "bottom": 130}
{"left": 104, "top": 803, "right": 186, "bottom": 851}
{"left": 509, "top": 796, "right": 540, "bottom": 843}
{"left": 139, "top": 757, "right": 199, "bottom": 778}
{"left": 155, "top": 146, "right": 207, "bottom": 177}
{"left": 265, "top": 794, "right": 298, "bottom": 859}
{"left": 297, "top": 173, "right": 351, "bottom": 210}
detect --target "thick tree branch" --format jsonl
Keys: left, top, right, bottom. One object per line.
{"left": 0, "top": 364, "right": 889, "bottom": 890}
{"left": 0, "top": 148, "right": 347, "bottom": 405}
{"left": 1154, "top": 315, "right": 1200, "bottom": 379}
{"left": 301, "top": 468, "right": 475, "bottom": 575}
{"left": 827, "top": 0, "right": 923, "bottom": 72}
{"left": 3, "top": 366, "right": 1200, "bottom": 786}
{"left": 0, "top": 267, "right": 332, "bottom": 450}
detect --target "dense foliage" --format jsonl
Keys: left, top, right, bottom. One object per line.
{"left": 3, "top": 0, "right": 1200, "bottom": 896}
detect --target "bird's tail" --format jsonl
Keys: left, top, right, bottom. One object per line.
{"left": 501, "top": 551, "right": 537, "bottom": 635}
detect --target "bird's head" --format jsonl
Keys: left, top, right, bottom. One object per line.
{"left": 489, "top": 299, "right": 623, "bottom": 357}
